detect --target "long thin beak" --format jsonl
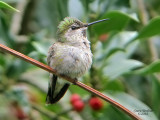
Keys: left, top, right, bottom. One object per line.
{"left": 84, "top": 18, "right": 110, "bottom": 27}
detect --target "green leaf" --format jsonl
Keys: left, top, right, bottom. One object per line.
{"left": 104, "top": 92, "right": 158, "bottom": 120}
{"left": 68, "top": 0, "right": 84, "bottom": 18}
{"left": 0, "top": 1, "right": 19, "bottom": 12}
{"left": 105, "top": 31, "right": 138, "bottom": 57}
{"left": 99, "top": 105, "right": 132, "bottom": 120}
{"left": 94, "top": 31, "right": 139, "bottom": 69}
{"left": 5, "top": 87, "right": 30, "bottom": 107}
{"left": 20, "top": 69, "right": 48, "bottom": 93}
{"left": 150, "top": 76, "right": 160, "bottom": 117}
{"left": 105, "top": 80, "right": 125, "bottom": 92}
{"left": 103, "top": 59, "right": 143, "bottom": 79}
{"left": 93, "top": 11, "right": 138, "bottom": 35}
{"left": 32, "top": 42, "right": 48, "bottom": 55}
{"left": 133, "top": 60, "right": 160, "bottom": 75}
{"left": 79, "top": 0, "right": 95, "bottom": 12}
{"left": 135, "top": 17, "right": 160, "bottom": 39}
{"left": 105, "top": 48, "right": 125, "bottom": 59}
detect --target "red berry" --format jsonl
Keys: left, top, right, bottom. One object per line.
{"left": 73, "top": 100, "right": 84, "bottom": 112}
{"left": 16, "top": 108, "right": 27, "bottom": 119}
{"left": 99, "top": 34, "right": 108, "bottom": 42}
{"left": 89, "top": 97, "right": 103, "bottom": 110}
{"left": 70, "top": 94, "right": 81, "bottom": 104}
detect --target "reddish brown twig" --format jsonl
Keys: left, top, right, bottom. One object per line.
{"left": 0, "top": 44, "right": 142, "bottom": 120}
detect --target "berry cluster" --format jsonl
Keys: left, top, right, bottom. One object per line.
{"left": 70, "top": 94, "right": 84, "bottom": 112}
{"left": 70, "top": 94, "right": 103, "bottom": 112}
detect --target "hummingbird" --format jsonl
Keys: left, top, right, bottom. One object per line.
{"left": 46, "top": 17, "right": 109, "bottom": 104}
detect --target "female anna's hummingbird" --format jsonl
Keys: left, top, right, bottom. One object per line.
{"left": 46, "top": 17, "right": 109, "bottom": 104}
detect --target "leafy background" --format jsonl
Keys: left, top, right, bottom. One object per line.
{"left": 0, "top": 0, "right": 160, "bottom": 120}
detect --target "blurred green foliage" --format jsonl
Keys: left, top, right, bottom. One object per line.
{"left": 0, "top": 0, "right": 160, "bottom": 120}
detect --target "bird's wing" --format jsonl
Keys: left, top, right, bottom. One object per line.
{"left": 47, "top": 43, "right": 56, "bottom": 66}
{"left": 46, "top": 43, "right": 70, "bottom": 104}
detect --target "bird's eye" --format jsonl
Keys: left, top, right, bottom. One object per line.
{"left": 71, "top": 26, "right": 77, "bottom": 30}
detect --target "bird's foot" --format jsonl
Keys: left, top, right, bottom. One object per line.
{"left": 59, "top": 74, "right": 78, "bottom": 84}
{"left": 72, "top": 78, "right": 78, "bottom": 85}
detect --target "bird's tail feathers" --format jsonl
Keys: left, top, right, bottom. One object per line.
{"left": 46, "top": 74, "right": 70, "bottom": 104}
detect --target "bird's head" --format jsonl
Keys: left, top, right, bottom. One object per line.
{"left": 57, "top": 17, "right": 109, "bottom": 42}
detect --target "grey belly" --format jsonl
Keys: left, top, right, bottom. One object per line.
{"left": 53, "top": 49, "right": 92, "bottom": 78}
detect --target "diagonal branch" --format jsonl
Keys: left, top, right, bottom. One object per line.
{"left": 0, "top": 44, "right": 142, "bottom": 120}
